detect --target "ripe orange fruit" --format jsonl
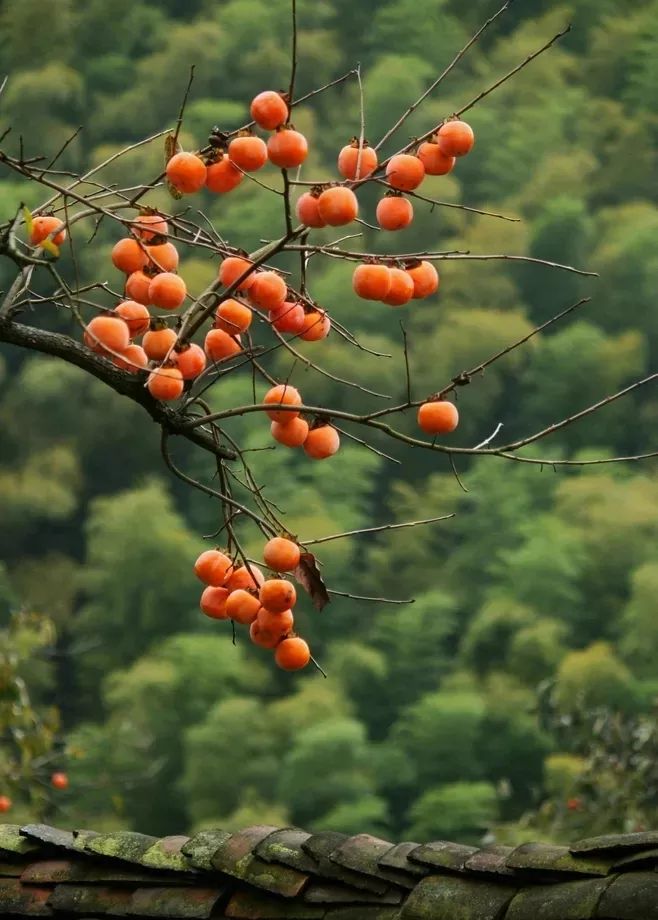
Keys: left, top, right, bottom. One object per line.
{"left": 263, "top": 384, "right": 302, "bottom": 423}
{"left": 200, "top": 585, "right": 230, "bottom": 619}
{"left": 166, "top": 151, "right": 207, "bottom": 194}
{"left": 382, "top": 267, "right": 414, "bottom": 306}
{"left": 229, "top": 134, "right": 268, "bottom": 171}
{"left": 30, "top": 215, "right": 66, "bottom": 247}
{"left": 249, "top": 271, "right": 287, "bottom": 310}
{"left": 148, "top": 273, "right": 187, "bottom": 310}
{"left": 437, "top": 120, "right": 474, "bottom": 157}
{"left": 249, "top": 620, "right": 281, "bottom": 648}
{"left": 337, "top": 141, "right": 378, "bottom": 180}
{"left": 386, "top": 154, "right": 425, "bottom": 191}
{"left": 225, "top": 564, "right": 265, "bottom": 592}
{"left": 250, "top": 91, "right": 289, "bottom": 130}
{"left": 275, "top": 636, "right": 311, "bottom": 671}
{"left": 206, "top": 154, "right": 243, "bottom": 193}
{"left": 263, "top": 537, "right": 301, "bottom": 572}
{"left": 295, "top": 191, "right": 326, "bottom": 228}
{"left": 299, "top": 309, "right": 330, "bottom": 341}
{"left": 303, "top": 424, "right": 340, "bottom": 459}
{"left": 86, "top": 315, "right": 130, "bottom": 353}
{"left": 417, "top": 140, "right": 455, "bottom": 175}
{"left": 115, "top": 300, "right": 150, "bottom": 336}
{"left": 204, "top": 329, "right": 243, "bottom": 362}
{"left": 226, "top": 589, "right": 262, "bottom": 625}
{"left": 407, "top": 261, "right": 439, "bottom": 299}
{"left": 113, "top": 344, "right": 149, "bottom": 373}
{"left": 175, "top": 343, "right": 207, "bottom": 380}
{"left": 219, "top": 256, "right": 255, "bottom": 292}
{"left": 317, "top": 187, "right": 358, "bottom": 226}
{"left": 271, "top": 416, "right": 309, "bottom": 447}
{"left": 195, "top": 549, "right": 233, "bottom": 586}
{"left": 125, "top": 270, "right": 153, "bottom": 305}
{"left": 132, "top": 212, "right": 168, "bottom": 241}
{"left": 112, "top": 238, "right": 149, "bottom": 274}
{"left": 417, "top": 400, "right": 459, "bottom": 434}
{"left": 0, "top": 795, "right": 11, "bottom": 813}
{"left": 257, "top": 606, "right": 294, "bottom": 637}
{"left": 148, "top": 242, "right": 179, "bottom": 273}
{"left": 84, "top": 329, "right": 107, "bottom": 355}
{"left": 267, "top": 128, "right": 308, "bottom": 169}
{"left": 376, "top": 194, "right": 413, "bottom": 231}
{"left": 259, "top": 578, "right": 296, "bottom": 613}
{"left": 51, "top": 771, "right": 69, "bottom": 791}
{"left": 215, "top": 299, "right": 253, "bottom": 334}
{"left": 270, "top": 301, "right": 305, "bottom": 334}
{"left": 352, "top": 263, "right": 391, "bottom": 300}
{"left": 143, "top": 326, "right": 177, "bottom": 361}
{"left": 147, "top": 366, "right": 184, "bottom": 401}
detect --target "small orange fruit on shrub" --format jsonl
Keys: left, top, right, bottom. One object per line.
{"left": 226, "top": 589, "right": 261, "bottom": 625}
{"left": 0, "top": 796, "right": 11, "bottom": 813}
{"left": 148, "top": 242, "right": 179, "bottom": 273}
{"left": 303, "top": 424, "right": 340, "bottom": 459}
{"left": 166, "top": 151, "right": 207, "bottom": 193}
{"left": 275, "top": 637, "right": 311, "bottom": 671}
{"left": 194, "top": 549, "right": 233, "bottom": 586}
{"left": 215, "top": 299, "right": 253, "bottom": 334}
{"left": 115, "top": 300, "right": 150, "bottom": 336}
{"left": 111, "top": 238, "right": 148, "bottom": 274}
{"left": 219, "top": 256, "right": 255, "bottom": 292}
{"left": 249, "top": 620, "right": 281, "bottom": 648}
{"left": 249, "top": 271, "right": 287, "bottom": 310}
{"left": 226, "top": 564, "right": 264, "bottom": 592}
{"left": 86, "top": 315, "right": 130, "bottom": 353}
{"left": 267, "top": 128, "right": 308, "bottom": 169}
{"left": 417, "top": 139, "right": 456, "bottom": 175}
{"left": 175, "top": 343, "right": 207, "bottom": 380}
{"left": 337, "top": 140, "right": 378, "bottom": 180}
{"left": 437, "top": 120, "right": 474, "bottom": 157}
{"left": 204, "top": 329, "right": 242, "bottom": 362}
{"left": 200, "top": 585, "right": 230, "bottom": 619}
{"left": 271, "top": 416, "right": 309, "bottom": 447}
{"left": 125, "top": 270, "right": 153, "bottom": 305}
{"left": 132, "top": 212, "right": 168, "bottom": 241}
{"left": 353, "top": 263, "right": 391, "bottom": 300}
{"left": 30, "top": 215, "right": 67, "bottom": 246}
{"left": 259, "top": 578, "right": 296, "bottom": 613}
{"left": 147, "top": 366, "right": 184, "bottom": 401}
{"left": 295, "top": 191, "right": 327, "bottom": 228}
{"left": 382, "top": 267, "right": 414, "bottom": 306}
{"left": 206, "top": 154, "right": 243, "bottom": 193}
{"left": 264, "top": 537, "right": 301, "bottom": 572}
{"left": 143, "top": 326, "right": 177, "bottom": 361}
{"left": 228, "top": 134, "right": 268, "bottom": 171}
{"left": 407, "top": 261, "right": 439, "bottom": 298}
{"left": 317, "top": 186, "right": 358, "bottom": 226}
{"left": 250, "top": 90, "right": 289, "bottom": 130}
{"left": 270, "top": 301, "right": 305, "bottom": 334}
{"left": 148, "top": 273, "right": 186, "bottom": 310}
{"left": 300, "top": 309, "right": 331, "bottom": 341}
{"left": 386, "top": 154, "right": 425, "bottom": 191}
{"left": 417, "top": 400, "right": 459, "bottom": 434}
{"left": 257, "top": 606, "right": 294, "bottom": 637}
{"left": 376, "top": 194, "right": 413, "bottom": 231}
{"left": 113, "top": 344, "right": 149, "bottom": 373}
{"left": 51, "top": 772, "right": 69, "bottom": 790}
{"left": 263, "top": 384, "right": 302, "bottom": 422}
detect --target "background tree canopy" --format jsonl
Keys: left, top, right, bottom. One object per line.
{"left": 1, "top": 0, "right": 657, "bottom": 842}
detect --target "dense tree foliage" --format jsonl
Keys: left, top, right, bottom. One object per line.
{"left": 1, "top": 0, "right": 657, "bottom": 840}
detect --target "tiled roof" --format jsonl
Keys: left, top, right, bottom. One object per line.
{"left": 0, "top": 822, "right": 657, "bottom": 918}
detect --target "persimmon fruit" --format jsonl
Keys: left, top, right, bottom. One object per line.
{"left": 132, "top": 212, "right": 168, "bottom": 241}
{"left": 417, "top": 140, "right": 455, "bottom": 175}
{"left": 194, "top": 549, "right": 233, "bottom": 586}
{"left": 382, "top": 267, "right": 414, "bottom": 306}
{"left": 148, "top": 242, "right": 179, "bottom": 273}
{"left": 407, "top": 261, "right": 439, "bottom": 298}
{"left": 204, "top": 329, "right": 242, "bottom": 362}
{"left": 263, "top": 537, "right": 301, "bottom": 572}
{"left": 300, "top": 310, "right": 330, "bottom": 341}
{"left": 147, "top": 366, "right": 184, "bottom": 401}
{"left": 175, "top": 343, "right": 207, "bottom": 380}
{"left": 386, "top": 154, "right": 425, "bottom": 191}
{"left": 148, "top": 273, "right": 187, "bottom": 310}
{"left": 115, "top": 300, "right": 150, "bottom": 337}
{"left": 267, "top": 128, "right": 308, "bottom": 169}
{"left": 143, "top": 326, "right": 177, "bottom": 361}
{"left": 417, "top": 400, "right": 459, "bottom": 434}
{"left": 296, "top": 191, "right": 327, "bottom": 228}
{"left": 337, "top": 141, "right": 378, "bottom": 180}
{"left": 270, "top": 301, "right": 305, "bottom": 334}
{"left": 200, "top": 585, "right": 230, "bottom": 619}
{"left": 229, "top": 134, "right": 268, "bottom": 171}
{"left": 113, "top": 344, "right": 149, "bottom": 373}
{"left": 271, "top": 416, "right": 309, "bottom": 447}
{"left": 0, "top": 796, "right": 11, "bottom": 813}
{"left": 376, "top": 194, "right": 413, "bottom": 231}
{"left": 257, "top": 606, "right": 294, "bottom": 637}
{"left": 86, "top": 315, "right": 130, "bottom": 353}
{"left": 166, "top": 152, "right": 207, "bottom": 194}
{"left": 353, "top": 263, "right": 391, "bottom": 300}
{"left": 219, "top": 256, "right": 255, "bottom": 292}
{"left": 226, "top": 589, "right": 261, "bottom": 625}
{"left": 51, "top": 772, "right": 69, "bottom": 791}
{"left": 259, "top": 578, "right": 296, "bottom": 613}
{"left": 304, "top": 424, "right": 340, "bottom": 459}
{"left": 125, "top": 270, "right": 153, "bottom": 306}
{"left": 226, "top": 564, "right": 265, "bottom": 592}
{"left": 111, "top": 238, "right": 148, "bottom": 274}
{"left": 263, "top": 384, "right": 302, "bottom": 423}
{"left": 437, "top": 120, "right": 474, "bottom": 157}
{"left": 250, "top": 620, "right": 281, "bottom": 648}
{"left": 206, "top": 155, "right": 243, "bottom": 193}
{"left": 215, "top": 298, "right": 253, "bottom": 334}
{"left": 250, "top": 91, "right": 288, "bottom": 130}
{"left": 317, "top": 186, "right": 358, "bottom": 226}
{"left": 30, "top": 215, "right": 66, "bottom": 247}
{"left": 275, "top": 637, "right": 311, "bottom": 671}
{"left": 249, "top": 271, "right": 287, "bottom": 310}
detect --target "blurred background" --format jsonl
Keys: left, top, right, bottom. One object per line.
{"left": 1, "top": 0, "right": 658, "bottom": 844}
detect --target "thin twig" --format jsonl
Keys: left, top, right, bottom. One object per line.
{"left": 301, "top": 513, "right": 454, "bottom": 546}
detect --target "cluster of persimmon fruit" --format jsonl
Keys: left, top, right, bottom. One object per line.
{"left": 0, "top": 772, "right": 69, "bottom": 815}
{"left": 194, "top": 536, "right": 311, "bottom": 670}
{"left": 264, "top": 382, "right": 339, "bottom": 458}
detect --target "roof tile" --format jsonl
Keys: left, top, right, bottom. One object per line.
{"left": 83, "top": 831, "right": 159, "bottom": 866}
{"left": 128, "top": 884, "right": 225, "bottom": 918}
{"left": 596, "top": 870, "right": 658, "bottom": 919}
{"left": 303, "top": 881, "right": 402, "bottom": 904}
{"left": 302, "top": 832, "right": 388, "bottom": 894}
{"left": 325, "top": 909, "right": 402, "bottom": 920}
{"left": 505, "top": 877, "right": 612, "bottom": 920}
{"left": 48, "top": 882, "right": 133, "bottom": 914}
{"left": 377, "top": 842, "right": 429, "bottom": 879}
{"left": 20, "top": 825, "right": 77, "bottom": 851}
{"left": 212, "top": 826, "right": 308, "bottom": 897}
{"left": 570, "top": 831, "right": 658, "bottom": 855}
{"left": 611, "top": 847, "right": 658, "bottom": 872}
{"left": 463, "top": 845, "right": 517, "bottom": 878}
{"left": 330, "top": 834, "right": 415, "bottom": 889}
{"left": 505, "top": 843, "right": 612, "bottom": 876}
{"left": 0, "top": 879, "right": 52, "bottom": 916}
{"left": 400, "top": 874, "right": 516, "bottom": 920}
{"left": 20, "top": 858, "right": 179, "bottom": 886}
{"left": 140, "top": 836, "right": 194, "bottom": 873}
{"left": 181, "top": 829, "right": 232, "bottom": 871}
{"left": 255, "top": 828, "right": 317, "bottom": 875}
{"left": 408, "top": 841, "right": 478, "bottom": 873}
{"left": 224, "top": 888, "right": 325, "bottom": 918}
{"left": 0, "top": 825, "right": 41, "bottom": 857}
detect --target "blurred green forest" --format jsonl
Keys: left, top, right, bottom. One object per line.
{"left": 1, "top": 0, "right": 658, "bottom": 843}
